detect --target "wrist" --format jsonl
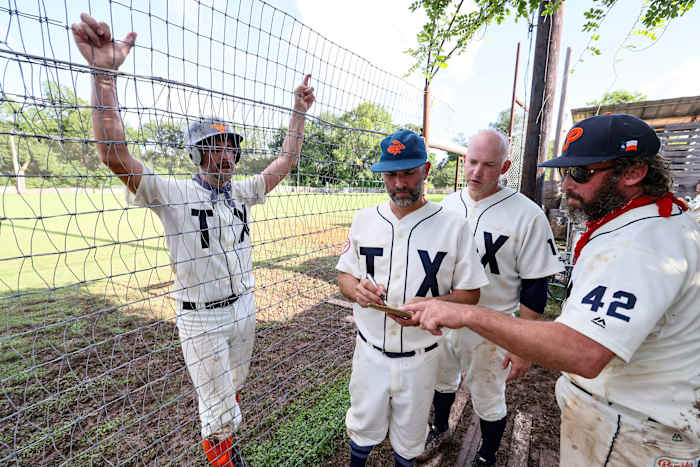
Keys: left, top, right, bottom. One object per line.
{"left": 93, "top": 73, "right": 116, "bottom": 87}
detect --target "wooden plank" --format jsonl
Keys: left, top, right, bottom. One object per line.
{"left": 538, "top": 448, "right": 559, "bottom": 467}
{"left": 326, "top": 297, "right": 354, "bottom": 309}
{"left": 506, "top": 411, "right": 533, "bottom": 467}
{"left": 664, "top": 122, "right": 700, "bottom": 131}
{"left": 456, "top": 413, "right": 482, "bottom": 467}
{"left": 420, "top": 373, "right": 470, "bottom": 467}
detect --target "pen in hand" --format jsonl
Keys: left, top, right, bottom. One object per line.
{"left": 365, "top": 273, "right": 386, "bottom": 303}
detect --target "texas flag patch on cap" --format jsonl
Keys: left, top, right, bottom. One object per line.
{"left": 625, "top": 140, "right": 638, "bottom": 152}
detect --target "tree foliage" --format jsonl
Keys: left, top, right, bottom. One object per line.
{"left": 407, "top": 0, "right": 695, "bottom": 82}
{"left": 585, "top": 89, "right": 647, "bottom": 106}
{"left": 1, "top": 83, "right": 411, "bottom": 191}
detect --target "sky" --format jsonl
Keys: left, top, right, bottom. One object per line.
{"left": 2, "top": 0, "right": 698, "bottom": 154}
{"left": 293, "top": 0, "right": 700, "bottom": 146}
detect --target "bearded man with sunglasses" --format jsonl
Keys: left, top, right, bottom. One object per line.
{"left": 396, "top": 114, "right": 700, "bottom": 466}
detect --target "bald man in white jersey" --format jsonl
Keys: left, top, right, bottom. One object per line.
{"left": 416, "top": 130, "right": 563, "bottom": 466}
{"left": 401, "top": 115, "right": 700, "bottom": 466}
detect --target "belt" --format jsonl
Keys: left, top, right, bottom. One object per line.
{"left": 569, "top": 379, "right": 658, "bottom": 423}
{"left": 182, "top": 293, "right": 239, "bottom": 310}
{"left": 358, "top": 330, "right": 438, "bottom": 358}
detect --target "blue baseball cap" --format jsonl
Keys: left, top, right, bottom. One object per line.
{"left": 371, "top": 129, "right": 428, "bottom": 173}
{"left": 539, "top": 114, "right": 660, "bottom": 168}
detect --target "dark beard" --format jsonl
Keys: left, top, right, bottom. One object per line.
{"left": 568, "top": 174, "right": 627, "bottom": 222}
{"left": 388, "top": 178, "right": 423, "bottom": 207}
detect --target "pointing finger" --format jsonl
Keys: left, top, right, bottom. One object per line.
{"left": 302, "top": 73, "right": 311, "bottom": 87}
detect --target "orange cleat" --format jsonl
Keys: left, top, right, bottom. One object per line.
{"left": 202, "top": 436, "right": 249, "bottom": 467}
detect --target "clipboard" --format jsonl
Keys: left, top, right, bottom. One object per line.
{"left": 368, "top": 303, "right": 413, "bottom": 319}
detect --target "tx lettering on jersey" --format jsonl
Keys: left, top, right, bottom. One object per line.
{"left": 233, "top": 205, "right": 250, "bottom": 243}
{"left": 481, "top": 232, "right": 509, "bottom": 275}
{"left": 191, "top": 208, "right": 214, "bottom": 248}
{"left": 416, "top": 250, "right": 447, "bottom": 297}
{"left": 359, "top": 247, "right": 383, "bottom": 276}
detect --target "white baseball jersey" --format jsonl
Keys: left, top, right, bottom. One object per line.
{"left": 556, "top": 203, "right": 700, "bottom": 441}
{"left": 441, "top": 187, "right": 564, "bottom": 314}
{"left": 336, "top": 201, "right": 488, "bottom": 352}
{"left": 131, "top": 164, "right": 266, "bottom": 302}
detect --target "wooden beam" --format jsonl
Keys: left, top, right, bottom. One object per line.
{"left": 506, "top": 411, "right": 533, "bottom": 467}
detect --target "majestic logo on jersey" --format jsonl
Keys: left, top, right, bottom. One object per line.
{"left": 192, "top": 208, "right": 214, "bottom": 248}
{"left": 341, "top": 236, "right": 351, "bottom": 255}
{"left": 211, "top": 122, "right": 228, "bottom": 133}
{"left": 590, "top": 317, "right": 606, "bottom": 328}
{"left": 359, "top": 247, "right": 383, "bottom": 276}
{"left": 416, "top": 250, "right": 447, "bottom": 297}
{"left": 562, "top": 127, "right": 583, "bottom": 152}
{"left": 387, "top": 140, "right": 406, "bottom": 156}
{"left": 480, "top": 232, "right": 509, "bottom": 275}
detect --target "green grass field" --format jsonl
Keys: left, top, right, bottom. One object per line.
{"left": 0, "top": 190, "right": 445, "bottom": 297}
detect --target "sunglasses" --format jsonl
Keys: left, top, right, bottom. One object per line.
{"left": 558, "top": 165, "right": 615, "bottom": 184}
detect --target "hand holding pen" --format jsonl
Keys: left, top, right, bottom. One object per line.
{"left": 355, "top": 273, "right": 387, "bottom": 308}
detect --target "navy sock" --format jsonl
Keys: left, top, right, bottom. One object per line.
{"left": 393, "top": 449, "right": 414, "bottom": 467}
{"left": 477, "top": 416, "right": 507, "bottom": 462}
{"left": 349, "top": 440, "right": 373, "bottom": 467}
{"left": 432, "top": 390, "right": 456, "bottom": 433}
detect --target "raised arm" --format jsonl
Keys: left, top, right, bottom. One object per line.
{"left": 262, "top": 74, "right": 315, "bottom": 194}
{"left": 71, "top": 13, "right": 142, "bottom": 194}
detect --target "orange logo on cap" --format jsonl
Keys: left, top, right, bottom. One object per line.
{"left": 387, "top": 140, "right": 406, "bottom": 156}
{"left": 211, "top": 123, "right": 228, "bottom": 133}
{"left": 562, "top": 127, "right": 583, "bottom": 152}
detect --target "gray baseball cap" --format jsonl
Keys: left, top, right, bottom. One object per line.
{"left": 184, "top": 118, "right": 243, "bottom": 149}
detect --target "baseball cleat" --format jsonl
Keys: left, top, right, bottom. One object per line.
{"left": 202, "top": 436, "right": 250, "bottom": 467}
{"left": 471, "top": 454, "right": 495, "bottom": 467}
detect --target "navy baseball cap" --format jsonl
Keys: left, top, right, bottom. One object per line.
{"left": 371, "top": 129, "right": 428, "bottom": 173}
{"left": 539, "top": 114, "right": 660, "bottom": 168}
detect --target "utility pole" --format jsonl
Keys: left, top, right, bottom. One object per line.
{"left": 553, "top": 46, "right": 573, "bottom": 159}
{"left": 520, "top": 1, "right": 564, "bottom": 204}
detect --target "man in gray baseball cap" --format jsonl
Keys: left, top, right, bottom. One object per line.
{"left": 73, "top": 12, "right": 315, "bottom": 467}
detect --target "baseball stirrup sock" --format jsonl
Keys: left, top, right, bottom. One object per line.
{"left": 393, "top": 450, "right": 415, "bottom": 467}
{"left": 477, "top": 416, "right": 507, "bottom": 462}
{"left": 202, "top": 436, "right": 234, "bottom": 467}
{"left": 349, "top": 440, "right": 373, "bottom": 467}
{"left": 433, "top": 390, "right": 456, "bottom": 433}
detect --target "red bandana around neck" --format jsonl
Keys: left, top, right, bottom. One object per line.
{"left": 573, "top": 192, "right": 688, "bottom": 264}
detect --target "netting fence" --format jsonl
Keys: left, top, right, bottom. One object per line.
{"left": 0, "top": 1, "right": 433, "bottom": 464}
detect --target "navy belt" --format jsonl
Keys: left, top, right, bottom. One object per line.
{"left": 182, "top": 293, "right": 239, "bottom": 310}
{"left": 358, "top": 330, "right": 438, "bottom": 358}
{"left": 570, "top": 379, "right": 658, "bottom": 423}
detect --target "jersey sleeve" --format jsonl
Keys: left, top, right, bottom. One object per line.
{"left": 555, "top": 245, "right": 685, "bottom": 362}
{"left": 452, "top": 220, "right": 489, "bottom": 290}
{"left": 335, "top": 216, "right": 362, "bottom": 279}
{"left": 131, "top": 163, "right": 170, "bottom": 207}
{"left": 231, "top": 174, "right": 266, "bottom": 206}
{"left": 517, "top": 212, "right": 565, "bottom": 279}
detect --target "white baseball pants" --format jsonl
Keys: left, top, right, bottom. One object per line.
{"left": 556, "top": 375, "right": 700, "bottom": 466}
{"left": 345, "top": 336, "right": 441, "bottom": 459}
{"left": 436, "top": 327, "right": 509, "bottom": 421}
{"left": 176, "top": 292, "right": 256, "bottom": 439}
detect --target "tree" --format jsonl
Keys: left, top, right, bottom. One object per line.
{"left": 407, "top": 0, "right": 695, "bottom": 82}
{"left": 269, "top": 103, "right": 394, "bottom": 187}
{"left": 0, "top": 82, "right": 106, "bottom": 190}
{"left": 586, "top": 90, "right": 647, "bottom": 107}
